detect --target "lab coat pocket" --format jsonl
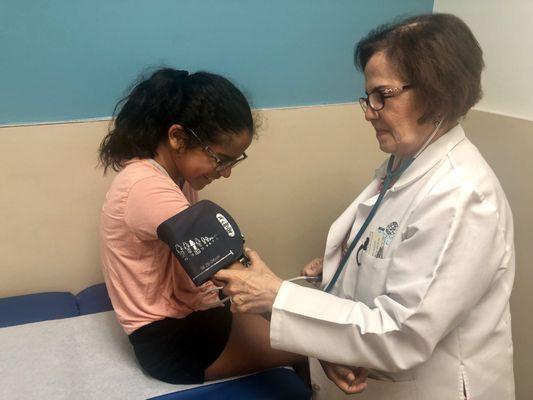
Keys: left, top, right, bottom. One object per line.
{"left": 354, "top": 251, "right": 392, "bottom": 307}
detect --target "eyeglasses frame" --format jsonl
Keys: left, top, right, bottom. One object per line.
{"left": 359, "top": 84, "right": 413, "bottom": 112}
{"left": 185, "top": 127, "right": 247, "bottom": 172}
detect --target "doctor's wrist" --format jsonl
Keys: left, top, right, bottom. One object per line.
{"left": 264, "top": 275, "right": 283, "bottom": 308}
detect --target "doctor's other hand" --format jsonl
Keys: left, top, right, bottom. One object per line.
{"left": 213, "top": 248, "right": 282, "bottom": 314}
{"left": 301, "top": 257, "right": 323, "bottom": 287}
{"left": 319, "top": 360, "right": 368, "bottom": 395}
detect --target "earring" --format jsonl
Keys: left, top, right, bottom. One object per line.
{"left": 433, "top": 115, "right": 443, "bottom": 127}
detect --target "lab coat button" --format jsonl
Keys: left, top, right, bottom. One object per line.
{"left": 312, "top": 383, "right": 321, "bottom": 391}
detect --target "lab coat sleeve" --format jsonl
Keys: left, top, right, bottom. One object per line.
{"left": 270, "top": 180, "right": 511, "bottom": 372}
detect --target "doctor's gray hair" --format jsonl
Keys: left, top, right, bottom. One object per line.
{"left": 355, "top": 13, "right": 484, "bottom": 125}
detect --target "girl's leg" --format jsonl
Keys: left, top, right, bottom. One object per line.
{"left": 204, "top": 312, "right": 305, "bottom": 380}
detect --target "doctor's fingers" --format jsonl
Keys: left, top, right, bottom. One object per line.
{"left": 339, "top": 378, "right": 368, "bottom": 395}
{"left": 244, "top": 247, "right": 259, "bottom": 261}
{"left": 229, "top": 294, "right": 271, "bottom": 314}
{"left": 350, "top": 367, "right": 369, "bottom": 388}
{"left": 214, "top": 273, "right": 250, "bottom": 297}
{"left": 355, "top": 367, "right": 369, "bottom": 382}
{"left": 320, "top": 361, "right": 368, "bottom": 395}
{"left": 227, "top": 260, "right": 247, "bottom": 270}
{"left": 301, "top": 257, "right": 324, "bottom": 276}
{"left": 228, "top": 294, "right": 245, "bottom": 313}
{"left": 245, "top": 248, "right": 273, "bottom": 273}
{"left": 213, "top": 268, "right": 246, "bottom": 284}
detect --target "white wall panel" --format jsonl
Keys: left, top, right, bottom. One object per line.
{"left": 434, "top": 0, "right": 533, "bottom": 121}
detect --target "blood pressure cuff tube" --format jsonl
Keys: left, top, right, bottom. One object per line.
{"left": 156, "top": 200, "right": 246, "bottom": 286}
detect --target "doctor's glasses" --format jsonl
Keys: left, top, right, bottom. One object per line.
{"left": 359, "top": 84, "right": 413, "bottom": 112}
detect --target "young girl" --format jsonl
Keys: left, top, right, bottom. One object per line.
{"left": 99, "top": 68, "right": 302, "bottom": 384}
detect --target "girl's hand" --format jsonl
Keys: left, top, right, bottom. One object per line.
{"left": 193, "top": 281, "right": 224, "bottom": 310}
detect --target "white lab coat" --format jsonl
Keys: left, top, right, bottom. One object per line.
{"left": 270, "top": 125, "right": 515, "bottom": 400}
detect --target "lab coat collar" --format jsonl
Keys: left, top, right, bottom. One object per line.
{"left": 323, "top": 125, "right": 466, "bottom": 259}
{"left": 386, "top": 124, "right": 466, "bottom": 192}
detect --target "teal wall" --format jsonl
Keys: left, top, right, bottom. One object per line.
{"left": 0, "top": 0, "right": 434, "bottom": 125}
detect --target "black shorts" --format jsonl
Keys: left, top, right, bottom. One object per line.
{"left": 128, "top": 302, "right": 232, "bottom": 384}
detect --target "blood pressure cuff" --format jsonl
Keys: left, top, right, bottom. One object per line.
{"left": 156, "top": 200, "right": 246, "bottom": 286}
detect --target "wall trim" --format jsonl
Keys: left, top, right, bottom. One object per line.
{"left": 3, "top": 103, "right": 531, "bottom": 129}
{"left": 0, "top": 102, "right": 358, "bottom": 129}
{"left": 472, "top": 106, "right": 533, "bottom": 123}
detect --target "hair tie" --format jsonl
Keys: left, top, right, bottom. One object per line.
{"left": 177, "top": 70, "right": 189, "bottom": 79}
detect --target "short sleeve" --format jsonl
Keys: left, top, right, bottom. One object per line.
{"left": 124, "top": 176, "right": 191, "bottom": 241}
{"left": 181, "top": 181, "right": 198, "bottom": 205}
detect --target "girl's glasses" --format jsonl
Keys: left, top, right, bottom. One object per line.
{"left": 186, "top": 128, "right": 247, "bottom": 172}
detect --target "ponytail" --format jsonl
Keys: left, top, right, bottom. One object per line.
{"left": 99, "top": 68, "right": 253, "bottom": 173}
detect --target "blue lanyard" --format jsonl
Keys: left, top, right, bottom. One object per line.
{"left": 324, "top": 155, "right": 414, "bottom": 293}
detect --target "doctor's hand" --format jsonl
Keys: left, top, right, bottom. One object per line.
{"left": 319, "top": 360, "right": 368, "bottom": 395}
{"left": 301, "top": 257, "right": 323, "bottom": 287}
{"left": 213, "top": 249, "right": 282, "bottom": 314}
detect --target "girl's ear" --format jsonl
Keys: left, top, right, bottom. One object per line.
{"left": 168, "top": 124, "right": 187, "bottom": 153}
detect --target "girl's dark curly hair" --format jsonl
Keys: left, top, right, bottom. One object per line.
{"left": 99, "top": 68, "right": 254, "bottom": 173}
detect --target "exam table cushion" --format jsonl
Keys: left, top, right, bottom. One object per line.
{"left": 0, "top": 291, "right": 78, "bottom": 328}
{"left": 0, "top": 284, "right": 312, "bottom": 400}
{"left": 0, "top": 283, "right": 112, "bottom": 328}
{"left": 76, "top": 283, "right": 113, "bottom": 315}
{"left": 150, "top": 368, "right": 310, "bottom": 400}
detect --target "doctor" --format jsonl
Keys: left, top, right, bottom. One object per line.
{"left": 214, "top": 13, "right": 515, "bottom": 399}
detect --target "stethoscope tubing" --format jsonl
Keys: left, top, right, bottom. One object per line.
{"left": 323, "top": 120, "right": 443, "bottom": 293}
{"left": 324, "top": 155, "right": 413, "bottom": 292}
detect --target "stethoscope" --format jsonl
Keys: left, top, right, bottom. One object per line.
{"left": 324, "top": 120, "right": 443, "bottom": 293}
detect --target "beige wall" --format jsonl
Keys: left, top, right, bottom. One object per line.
{"left": 0, "top": 104, "right": 382, "bottom": 298}
{"left": 0, "top": 120, "right": 115, "bottom": 297}
{"left": 0, "top": 104, "right": 531, "bottom": 397}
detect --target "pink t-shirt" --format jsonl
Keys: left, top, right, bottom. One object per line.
{"left": 100, "top": 159, "right": 218, "bottom": 334}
